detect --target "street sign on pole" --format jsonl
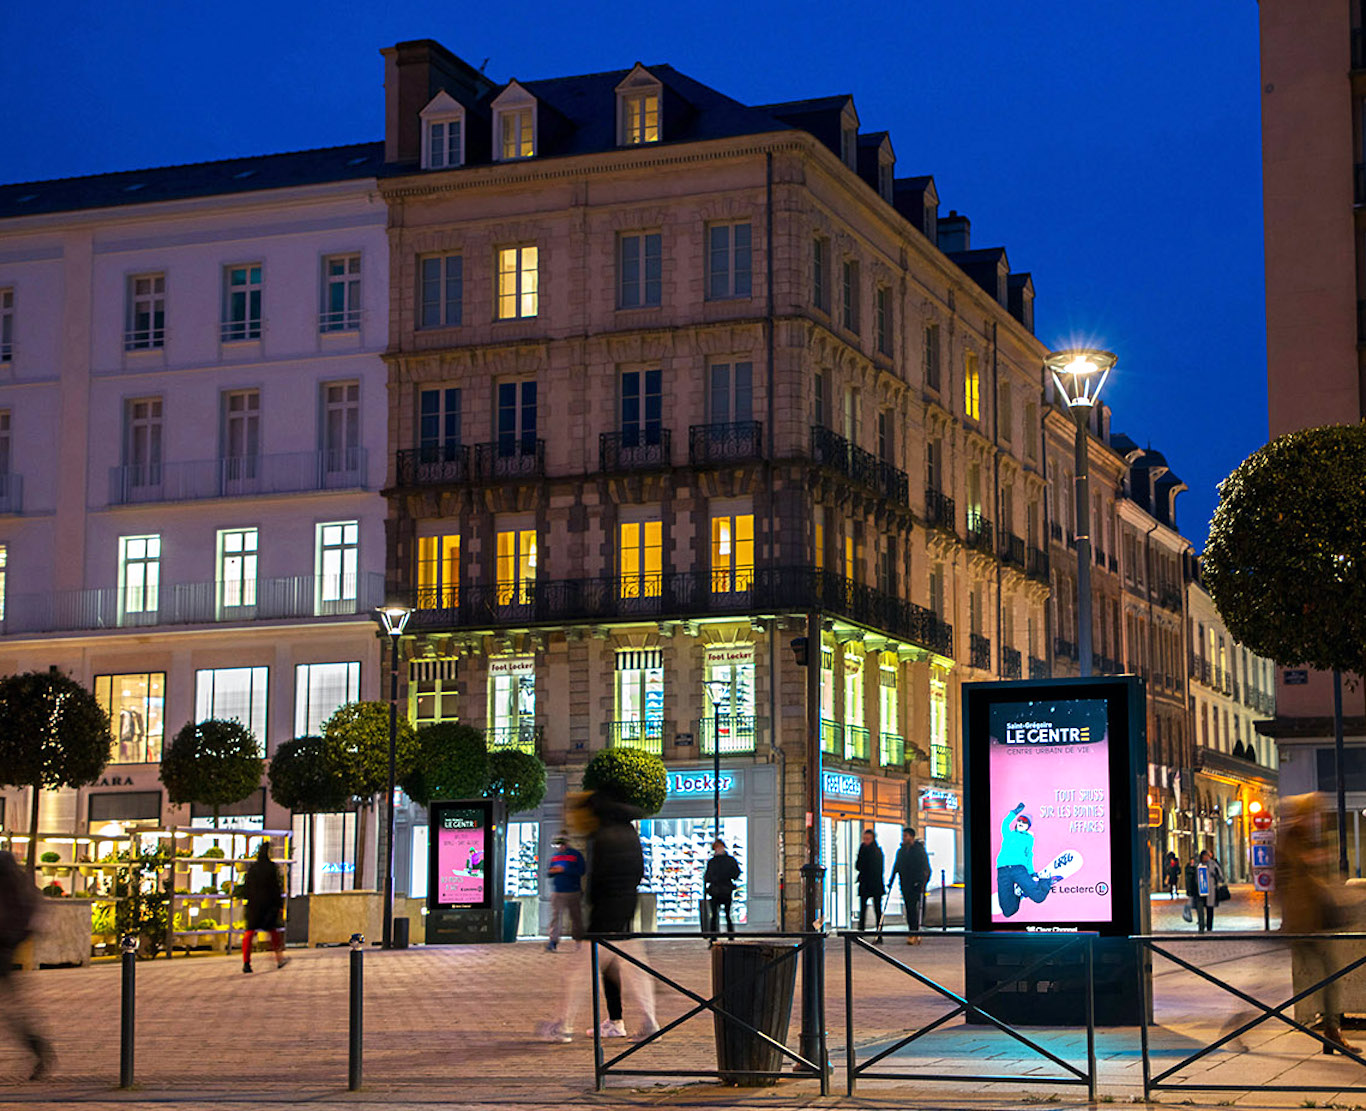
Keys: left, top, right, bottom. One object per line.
{"left": 1251, "top": 829, "right": 1275, "bottom": 892}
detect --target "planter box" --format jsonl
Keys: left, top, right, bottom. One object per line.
{"left": 394, "top": 895, "right": 426, "bottom": 945}
{"left": 16, "top": 899, "right": 93, "bottom": 970}
{"left": 308, "top": 891, "right": 383, "bottom": 947}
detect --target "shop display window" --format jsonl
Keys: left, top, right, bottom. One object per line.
{"left": 640, "top": 817, "right": 748, "bottom": 925}
{"left": 95, "top": 672, "right": 166, "bottom": 764}
{"left": 194, "top": 667, "right": 267, "bottom": 749}
{"left": 488, "top": 660, "right": 535, "bottom": 750}
{"left": 923, "top": 825, "right": 957, "bottom": 888}
{"left": 703, "top": 649, "right": 756, "bottom": 754}
{"left": 410, "top": 825, "right": 429, "bottom": 899}
{"left": 505, "top": 821, "right": 540, "bottom": 896}
{"left": 616, "top": 649, "right": 664, "bottom": 751}
{"left": 290, "top": 811, "right": 358, "bottom": 893}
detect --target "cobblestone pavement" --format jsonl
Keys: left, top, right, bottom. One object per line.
{"left": 2, "top": 887, "right": 1360, "bottom": 1111}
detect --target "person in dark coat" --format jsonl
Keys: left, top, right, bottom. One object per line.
{"left": 1163, "top": 851, "right": 1181, "bottom": 898}
{"left": 0, "top": 850, "right": 53, "bottom": 1078}
{"left": 242, "top": 842, "right": 288, "bottom": 973}
{"left": 891, "top": 827, "right": 933, "bottom": 943}
{"left": 703, "top": 839, "right": 741, "bottom": 935}
{"left": 855, "top": 828, "right": 886, "bottom": 934}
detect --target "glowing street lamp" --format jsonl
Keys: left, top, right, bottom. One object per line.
{"left": 1044, "top": 349, "right": 1117, "bottom": 678}
{"left": 374, "top": 603, "right": 412, "bottom": 949}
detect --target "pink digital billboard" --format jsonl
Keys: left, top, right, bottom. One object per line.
{"left": 430, "top": 803, "right": 491, "bottom": 909}
{"left": 987, "top": 698, "right": 1113, "bottom": 926}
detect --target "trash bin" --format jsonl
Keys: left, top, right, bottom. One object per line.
{"left": 392, "top": 917, "right": 410, "bottom": 950}
{"left": 711, "top": 940, "right": 798, "bottom": 1086}
{"left": 502, "top": 899, "right": 521, "bottom": 943}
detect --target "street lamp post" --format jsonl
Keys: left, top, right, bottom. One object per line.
{"left": 375, "top": 604, "right": 412, "bottom": 950}
{"left": 701, "top": 679, "right": 729, "bottom": 842}
{"left": 1044, "top": 349, "right": 1117, "bottom": 680}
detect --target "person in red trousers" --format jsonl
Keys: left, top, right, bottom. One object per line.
{"left": 242, "top": 842, "right": 289, "bottom": 973}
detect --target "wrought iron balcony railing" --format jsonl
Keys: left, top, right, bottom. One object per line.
{"left": 1049, "top": 521, "right": 1063, "bottom": 542}
{"left": 1027, "top": 547, "right": 1049, "bottom": 581}
{"left": 1054, "top": 636, "right": 1078, "bottom": 661}
{"left": 1107, "top": 553, "right": 1118, "bottom": 573}
{"left": 485, "top": 725, "right": 543, "bottom": 755}
{"left": 699, "top": 714, "right": 757, "bottom": 754}
{"left": 608, "top": 719, "right": 665, "bottom": 755}
{"left": 924, "top": 487, "right": 956, "bottom": 534}
{"left": 965, "top": 513, "right": 994, "bottom": 554}
{"left": 844, "top": 724, "right": 869, "bottom": 761}
{"left": 396, "top": 445, "right": 469, "bottom": 486}
{"left": 879, "top": 732, "right": 905, "bottom": 767}
{"left": 809, "top": 426, "right": 909, "bottom": 506}
{"left": 969, "top": 633, "right": 992, "bottom": 670}
{"left": 820, "top": 718, "right": 842, "bottom": 756}
{"left": 1001, "top": 533, "right": 1026, "bottom": 570}
{"left": 111, "top": 450, "right": 367, "bottom": 505}
{"left": 600, "top": 429, "right": 671, "bottom": 473}
{"left": 1029, "top": 655, "right": 1049, "bottom": 680}
{"left": 1001, "top": 645, "right": 1022, "bottom": 680}
{"left": 689, "top": 421, "right": 763, "bottom": 465}
{"left": 474, "top": 439, "right": 545, "bottom": 481}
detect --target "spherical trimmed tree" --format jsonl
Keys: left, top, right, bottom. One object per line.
{"left": 268, "top": 735, "right": 350, "bottom": 894}
{"left": 487, "top": 748, "right": 547, "bottom": 816}
{"left": 401, "top": 722, "right": 489, "bottom": 807}
{"left": 0, "top": 670, "right": 111, "bottom": 875}
{"left": 160, "top": 719, "right": 264, "bottom": 829}
{"left": 582, "top": 748, "right": 667, "bottom": 816}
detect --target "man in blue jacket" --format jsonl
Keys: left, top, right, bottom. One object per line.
{"left": 996, "top": 803, "right": 1058, "bottom": 917}
{"left": 546, "top": 832, "right": 586, "bottom": 952}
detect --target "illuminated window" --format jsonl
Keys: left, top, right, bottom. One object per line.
{"left": 813, "top": 506, "right": 825, "bottom": 571}
{"left": 619, "top": 520, "right": 662, "bottom": 598}
{"left": 95, "top": 673, "right": 166, "bottom": 764}
{"left": 964, "top": 351, "right": 981, "bottom": 421}
{"left": 488, "top": 658, "right": 536, "bottom": 750}
{"left": 496, "top": 245, "right": 538, "bottom": 319}
{"left": 195, "top": 667, "right": 268, "bottom": 748}
{"left": 294, "top": 662, "right": 360, "bottom": 736}
{"left": 218, "top": 528, "right": 258, "bottom": 613}
{"left": 417, "top": 534, "right": 460, "bottom": 608}
{"left": 615, "top": 649, "right": 664, "bottom": 752}
{"left": 879, "top": 656, "right": 899, "bottom": 738}
{"left": 929, "top": 673, "right": 950, "bottom": 779}
{"left": 0, "top": 543, "right": 5, "bottom": 621}
{"left": 704, "top": 645, "right": 756, "bottom": 754}
{"left": 410, "top": 659, "right": 459, "bottom": 727}
{"left": 621, "top": 92, "right": 659, "bottom": 145}
{"left": 710, "top": 514, "right": 754, "bottom": 593}
{"left": 317, "top": 521, "right": 358, "bottom": 611}
{"left": 119, "top": 534, "right": 161, "bottom": 621}
{"left": 496, "top": 528, "right": 537, "bottom": 605}
{"left": 499, "top": 107, "right": 534, "bottom": 159}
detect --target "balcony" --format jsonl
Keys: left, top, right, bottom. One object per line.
{"left": 1001, "top": 645, "right": 1022, "bottom": 680}
{"left": 699, "top": 714, "right": 757, "bottom": 755}
{"left": 110, "top": 450, "right": 367, "bottom": 505}
{"left": 0, "top": 572, "right": 385, "bottom": 636}
{"left": 0, "top": 473, "right": 22, "bottom": 514}
{"left": 600, "top": 429, "right": 671, "bottom": 473}
{"left": 879, "top": 732, "right": 905, "bottom": 767}
{"left": 405, "top": 565, "right": 954, "bottom": 658}
{"left": 1107, "top": 553, "right": 1118, "bottom": 573}
{"left": 1190, "top": 654, "right": 1211, "bottom": 686}
{"left": 689, "top": 421, "right": 762, "bottom": 465}
{"left": 1027, "top": 547, "right": 1049, "bottom": 581}
{"left": 1001, "top": 532, "right": 1026, "bottom": 571}
{"left": 485, "top": 725, "right": 543, "bottom": 755}
{"left": 1055, "top": 636, "right": 1078, "bottom": 661}
{"left": 1049, "top": 521, "right": 1063, "bottom": 543}
{"left": 473, "top": 439, "right": 545, "bottom": 481}
{"left": 924, "top": 487, "right": 956, "bottom": 534}
{"left": 1156, "top": 586, "right": 1183, "bottom": 612}
{"left": 1094, "top": 546, "right": 1105, "bottom": 566}
{"left": 965, "top": 513, "right": 994, "bottom": 555}
{"left": 810, "top": 426, "right": 909, "bottom": 506}
{"left": 969, "top": 632, "right": 992, "bottom": 670}
{"left": 844, "top": 724, "right": 869, "bottom": 761}
{"left": 1093, "top": 654, "right": 1120, "bottom": 675}
{"left": 820, "top": 718, "right": 842, "bottom": 756}
{"left": 1029, "top": 655, "right": 1049, "bottom": 680}
{"left": 395, "top": 445, "right": 469, "bottom": 486}
{"left": 608, "top": 719, "right": 664, "bottom": 755}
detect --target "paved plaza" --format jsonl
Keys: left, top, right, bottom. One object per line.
{"left": 4, "top": 887, "right": 1365, "bottom": 1111}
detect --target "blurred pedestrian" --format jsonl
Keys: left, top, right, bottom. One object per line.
{"left": 546, "top": 832, "right": 585, "bottom": 952}
{"left": 855, "top": 828, "right": 885, "bottom": 938}
{"left": 1196, "top": 849, "right": 1224, "bottom": 932}
{"left": 242, "top": 842, "right": 288, "bottom": 973}
{"left": 0, "top": 849, "right": 54, "bottom": 1079}
{"left": 1183, "top": 854, "right": 1199, "bottom": 925}
{"left": 704, "top": 839, "right": 740, "bottom": 936}
{"left": 892, "top": 827, "right": 932, "bottom": 944}
{"left": 1164, "top": 851, "right": 1181, "bottom": 898}
{"left": 1280, "top": 794, "right": 1359, "bottom": 1054}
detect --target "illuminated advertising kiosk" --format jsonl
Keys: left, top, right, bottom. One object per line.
{"left": 963, "top": 676, "right": 1150, "bottom": 1024}
{"left": 426, "top": 798, "right": 506, "bottom": 944}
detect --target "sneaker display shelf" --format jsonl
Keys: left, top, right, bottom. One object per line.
{"left": 641, "top": 821, "right": 748, "bottom": 927}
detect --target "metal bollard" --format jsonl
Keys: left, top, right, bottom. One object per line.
{"left": 120, "top": 934, "right": 138, "bottom": 1088}
{"left": 348, "top": 933, "right": 364, "bottom": 1091}
{"left": 1264, "top": 891, "right": 1271, "bottom": 932}
{"left": 940, "top": 870, "right": 947, "bottom": 931}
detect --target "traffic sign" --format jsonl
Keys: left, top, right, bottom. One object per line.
{"left": 1252, "top": 812, "right": 1273, "bottom": 831}
{"left": 1253, "top": 869, "right": 1275, "bottom": 892}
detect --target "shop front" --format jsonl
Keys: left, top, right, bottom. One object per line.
{"left": 820, "top": 770, "right": 908, "bottom": 928}
{"left": 917, "top": 785, "right": 962, "bottom": 890}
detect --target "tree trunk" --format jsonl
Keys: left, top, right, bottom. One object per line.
{"left": 306, "top": 814, "right": 315, "bottom": 895}
{"left": 26, "top": 780, "right": 40, "bottom": 878}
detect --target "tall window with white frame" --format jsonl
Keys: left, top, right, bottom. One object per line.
{"left": 123, "top": 398, "right": 162, "bottom": 492}
{"left": 0, "top": 288, "right": 12, "bottom": 363}
{"left": 709, "top": 361, "right": 753, "bottom": 426}
{"left": 295, "top": 662, "right": 360, "bottom": 736}
{"left": 878, "top": 655, "right": 900, "bottom": 766}
{"left": 218, "top": 527, "right": 259, "bottom": 614}
{"left": 875, "top": 285, "right": 891, "bottom": 356}
{"left": 195, "top": 667, "right": 268, "bottom": 747}
{"left": 321, "top": 254, "right": 361, "bottom": 332}
{"left": 95, "top": 673, "right": 165, "bottom": 764}
{"left": 119, "top": 534, "right": 161, "bottom": 624}
{"left": 425, "top": 116, "right": 462, "bottom": 169}
{"left": 710, "top": 512, "right": 754, "bottom": 594}
{"left": 125, "top": 273, "right": 165, "bottom": 350}
{"left": 221, "top": 389, "right": 260, "bottom": 486}
{"left": 620, "top": 90, "right": 660, "bottom": 145}
{"left": 496, "top": 380, "right": 537, "bottom": 459}
{"left": 706, "top": 222, "right": 751, "bottom": 300}
{"left": 321, "top": 381, "right": 360, "bottom": 477}
{"left": 620, "top": 368, "right": 662, "bottom": 448}
{"left": 418, "top": 387, "right": 461, "bottom": 463}
{"left": 842, "top": 260, "right": 860, "bottom": 333}
{"left": 618, "top": 232, "right": 661, "bottom": 309}
{"left": 924, "top": 321, "right": 941, "bottom": 390}
{"left": 704, "top": 645, "right": 756, "bottom": 754}
{"left": 619, "top": 518, "right": 662, "bottom": 599}
{"left": 420, "top": 254, "right": 462, "bottom": 329}
{"left": 496, "top": 245, "right": 538, "bottom": 319}
{"left": 929, "top": 672, "right": 950, "bottom": 778}
{"left": 416, "top": 532, "right": 460, "bottom": 608}
{"left": 499, "top": 108, "right": 534, "bottom": 159}
{"left": 222, "top": 264, "right": 262, "bottom": 341}
{"left": 615, "top": 649, "right": 664, "bottom": 752}
{"left": 317, "top": 521, "right": 358, "bottom": 614}
{"left": 813, "top": 236, "right": 829, "bottom": 313}
{"left": 495, "top": 527, "right": 537, "bottom": 605}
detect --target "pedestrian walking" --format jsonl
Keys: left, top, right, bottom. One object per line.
{"left": 540, "top": 790, "right": 658, "bottom": 1043}
{"left": 855, "top": 828, "right": 885, "bottom": 938}
{"left": 241, "top": 842, "right": 288, "bottom": 973}
{"left": 892, "top": 827, "right": 933, "bottom": 944}
{"left": 0, "top": 850, "right": 54, "bottom": 1079}
{"left": 545, "top": 832, "right": 585, "bottom": 952}
{"left": 1164, "top": 851, "right": 1181, "bottom": 898}
{"left": 1182, "top": 854, "right": 1199, "bottom": 924}
{"left": 1194, "top": 849, "right": 1225, "bottom": 931}
{"left": 703, "top": 839, "right": 740, "bottom": 936}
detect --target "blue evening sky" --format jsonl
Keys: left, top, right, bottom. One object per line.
{"left": 0, "top": 1, "right": 1263, "bottom": 546}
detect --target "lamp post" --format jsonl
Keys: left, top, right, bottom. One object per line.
{"left": 701, "top": 679, "right": 729, "bottom": 841}
{"left": 1044, "top": 349, "right": 1117, "bottom": 679}
{"left": 375, "top": 603, "right": 412, "bottom": 950}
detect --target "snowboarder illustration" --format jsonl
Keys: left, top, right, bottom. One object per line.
{"left": 996, "top": 802, "right": 1074, "bottom": 917}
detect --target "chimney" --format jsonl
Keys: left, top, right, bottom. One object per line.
{"left": 381, "top": 40, "right": 497, "bottom": 165}
{"left": 937, "top": 209, "right": 970, "bottom": 253}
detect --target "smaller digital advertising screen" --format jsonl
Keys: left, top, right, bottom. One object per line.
{"left": 427, "top": 799, "right": 494, "bottom": 911}
{"left": 965, "top": 677, "right": 1143, "bottom": 936}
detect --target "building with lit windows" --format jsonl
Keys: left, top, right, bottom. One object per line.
{"left": 375, "top": 40, "right": 1053, "bottom": 930}
{"left": 0, "top": 147, "right": 391, "bottom": 888}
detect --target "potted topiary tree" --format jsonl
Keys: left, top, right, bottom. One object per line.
{"left": 485, "top": 748, "right": 547, "bottom": 941}
{"left": 400, "top": 722, "right": 490, "bottom": 807}
{"left": 160, "top": 719, "right": 264, "bottom": 830}
{"left": 582, "top": 747, "right": 667, "bottom": 815}
{"left": 268, "top": 735, "right": 350, "bottom": 895}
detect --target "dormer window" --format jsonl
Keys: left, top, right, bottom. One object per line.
{"left": 616, "top": 64, "right": 663, "bottom": 146}
{"left": 420, "top": 91, "right": 466, "bottom": 170}
{"left": 839, "top": 99, "right": 861, "bottom": 171}
{"left": 500, "top": 109, "right": 534, "bottom": 159}
{"left": 878, "top": 160, "right": 893, "bottom": 202}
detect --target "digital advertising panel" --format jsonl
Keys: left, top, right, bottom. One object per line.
{"left": 964, "top": 676, "right": 1146, "bottom": 937}
{"left": 427, "top": 799, "right": 495, "bottom": 911}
